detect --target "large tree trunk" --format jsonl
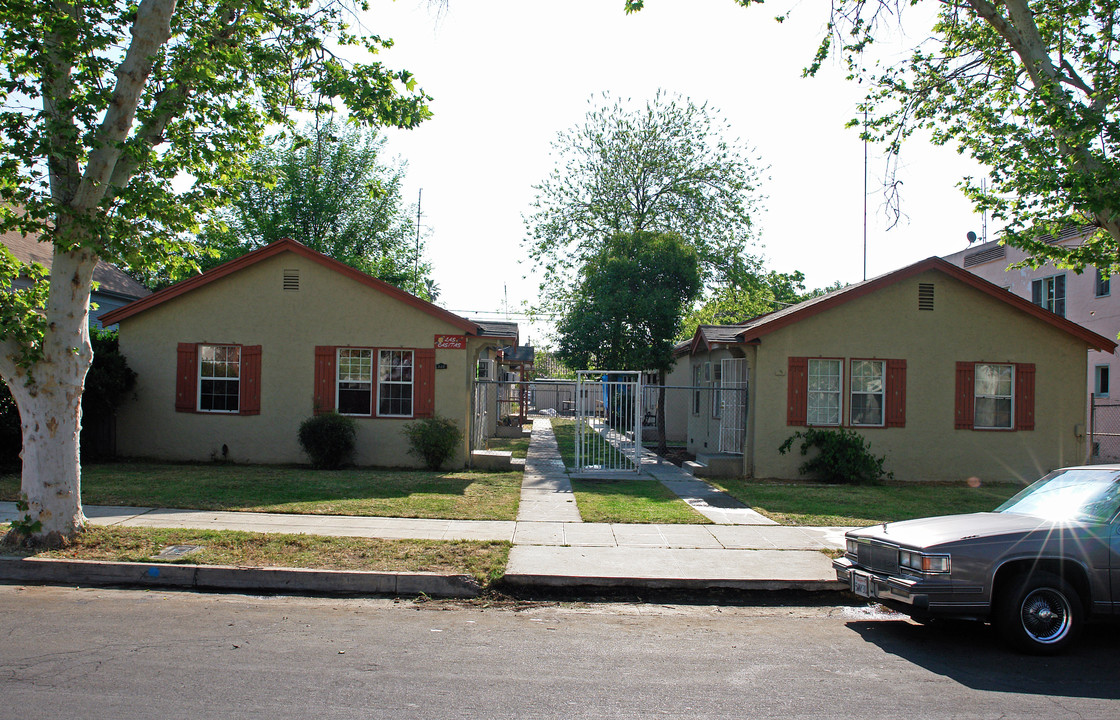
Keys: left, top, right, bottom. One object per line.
{"left": 5, "top": 247, "right": 97, "bottom": 544}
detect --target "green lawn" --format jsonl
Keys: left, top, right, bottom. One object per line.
{"left": 711, "top": 478, "right": 1024, "bottom": 526}
{"left": 1, "top": 524, "right": 509, "bottom": 584}
{"left": 570, "top": 478, "right": 708, "bottom": 524}
{"left": 0, "top": 462, "right": 522, "bottom": 521}
{"left": 486, "top": 437, "right": 531, "bottom": 459}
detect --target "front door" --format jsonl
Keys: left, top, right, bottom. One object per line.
{"left": 718, "top": 358, "right": 747, "bottom": 454}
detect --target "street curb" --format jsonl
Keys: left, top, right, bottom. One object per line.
{"left": 0, "top": 556, "right": 482, "bottom": 598}
{"left": 500, "top": 573, "right": 847, "bottom": 593}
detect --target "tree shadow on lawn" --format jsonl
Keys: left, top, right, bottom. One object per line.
{"left": 0, "top": 462, "right": 522, "bottom": 520}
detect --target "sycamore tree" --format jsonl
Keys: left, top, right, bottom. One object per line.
{"left": 555, "top": 231, "right": 701, "bottom": 453}
{"left": 0, "top": 0, "right": 429, "bottom": 544}
{"left": 525, "top": 90, "right": 765, "bottom": 309}
{"left": 197, "top": 117, "right": 436, "bottom": 299}
{"left": 628, "top": 1, "right": 1120, "bottom": 272}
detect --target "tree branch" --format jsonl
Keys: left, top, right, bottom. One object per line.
{"left": 73, "top": 0, "right": 176, "bottom": 213}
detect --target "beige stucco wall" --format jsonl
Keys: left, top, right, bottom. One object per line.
{"left": 116, "top": 250, "right": 483, "bottom": 467}
{"left": 692, "top": 269, "right": 1092, "bottom": 483}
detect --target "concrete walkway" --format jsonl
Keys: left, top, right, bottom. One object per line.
{"left": 0, "top": 417, "right": 852, "bottom": 593}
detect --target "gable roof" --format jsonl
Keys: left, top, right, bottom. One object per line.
{"left": 686, "top": 256, "right": 1117, "bottom": 354}
{"left": 99, "top": 238, "right": 481, "bottom": 334}
{"left": 475, "top": 320, "right": 519, "bottom": 343}
{"left": 1, "top": 227, "right": 150, "bottom": 300}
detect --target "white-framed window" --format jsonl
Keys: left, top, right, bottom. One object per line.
{"left": 1096, "top": 268, "right": 1111, "bottom": 298}
{"left": 337, "top": 348, "right": 373, "bottom": 415}
{"left": 378, "top": 349, "right": 414, "bottom": 417}
{"left": 807, "top": 359, "right": 842, "bottom": 426}
{"left": 476, "top": 358, "right": 493, "bottom": 380}
{"left": 974, "top": 363, "right": 1013, "bottom": 429}
{"left": 850, "top": 360, "right": 885, "bottom": 427}
{"left": 198, "top": 344, "right": 240, "bottom": 413}
{"left": 1031, "top": 274, "right": 1066, "bottom": 316}
{"left": 1095, "top": 364, "right": 1110, "bottom": 398}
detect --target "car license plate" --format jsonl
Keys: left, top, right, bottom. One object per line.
{"left": 851, "top": 572, "right": 871, "bottom": 598}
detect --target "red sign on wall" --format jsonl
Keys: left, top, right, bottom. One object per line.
{"left": 434, "top": 334, "right": 466, "bottom": 349}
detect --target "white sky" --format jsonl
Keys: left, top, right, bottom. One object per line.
{"left": 366, "top": 0, "right": 997, "bottom": 346}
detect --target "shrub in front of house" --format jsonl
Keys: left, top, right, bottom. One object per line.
{"left": 403, "top": 415, "right": 463, "bottom": 470}
{"left": 778, "top": 427, "right": 893, "bottom": 484}
{"left": 298, "top": 412, "right": 357, "bottom": 469}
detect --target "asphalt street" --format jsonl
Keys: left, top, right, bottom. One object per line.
{"left": 2, "top": 584, "right": 1118, "bottom": 719}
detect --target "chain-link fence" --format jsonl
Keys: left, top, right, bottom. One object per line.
{"left": 1089, "top": 398, "right": 1120, "bottom": 463}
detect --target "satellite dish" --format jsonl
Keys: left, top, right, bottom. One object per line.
{"left": 966, "top": 231, "right": 978, "bottom": 244}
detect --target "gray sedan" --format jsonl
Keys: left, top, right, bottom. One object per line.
{"left": 833, "top": 465, "right": 1120, "bottom": 653}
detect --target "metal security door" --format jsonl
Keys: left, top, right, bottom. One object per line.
{"left": 575, "top": 371, "right": 642, "bottom": 475}
{"left": 718, "top": 358, "right": 747, "bottom": 454}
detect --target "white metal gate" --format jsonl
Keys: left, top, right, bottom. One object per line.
{"left": 719, "top": 358, "right": 747, "bottom": 454}
{"left": 575, "top": 371, "right": 642, "bottom": 475}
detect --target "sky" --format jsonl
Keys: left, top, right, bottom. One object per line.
{"left": 364, "top": 0, "right": 997, "bottom": 346}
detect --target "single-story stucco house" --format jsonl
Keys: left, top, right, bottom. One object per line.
{"left": 99, "top": 238, "right": 517, "bottom": 467}
{"left": 681, "top": 257, "right": 1118, "bottom": 483}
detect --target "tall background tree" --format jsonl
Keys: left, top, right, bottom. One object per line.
{"left": 0, "top": 0, "right": 430, "bottom": 544}
{"left": 555, "top": 231, "right": 701, "bottom": 453}
{"left": 195, "top": 117, "right": 437, "bottom": 299}
{"left": 627, "top": 1, "right": 1120, "bottom": 274}
{"left": 525, "top": 90, "right": 766, "bottom": 310}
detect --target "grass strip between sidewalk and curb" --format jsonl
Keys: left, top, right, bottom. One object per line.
{"left": 710, "top": 478, "right": 1024, "bottom": 526}
{"left": 0, "top": 464, "right": 522, "bottom": 521}
{"left": 0, "top": 524, "right": 510, "bottom": 585}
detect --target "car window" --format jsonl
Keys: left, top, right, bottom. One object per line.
{"left": 996, "top": 468, "right": 1120, "bottom": 523}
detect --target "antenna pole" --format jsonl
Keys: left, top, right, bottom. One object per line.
{"left": 415, "top": 188, "right": 422, "bottom": 284}
{"left": 863, "top": 109, "right": 868, "bottom": 281}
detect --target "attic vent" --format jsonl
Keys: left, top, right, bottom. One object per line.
{"left": 964, "top": 245, "right": 1005, "bottom": 267}
{"left": 918, "top": 283, "right": 935, "bottom": 311}
{"left": 283, "top": 269, "right": 300, "bottom": 292}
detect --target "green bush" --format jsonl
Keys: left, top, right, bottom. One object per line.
{"left": 298, "top": 412, "right": 357, "bottom": 469}
{"left": 403, "top": 415, "right": 463, "bottom": 470}
{"left": 778, "top": 427, "right": 893, "bottom": 485}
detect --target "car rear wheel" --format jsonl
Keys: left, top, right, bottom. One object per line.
{"left": 995, "top": 571, "right": 1082, "bottom": 655}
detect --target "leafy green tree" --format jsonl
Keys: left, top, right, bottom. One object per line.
{"left": 555, "top": 231, "right": 701, "bottom": 453}
{"left": 680, "top": 268, "right": 807, "bottom": 341}
{"left": 628, "top": 1, "right": 1120, "bottom": 272}
{"left": 198, "top": 118, "right": 437, "bottom": 299}
{"left": 0, "top": 0, "right": 429, "bottom": 543}
{"left": 526, "top": 90, "right": 764, "bottom": 308}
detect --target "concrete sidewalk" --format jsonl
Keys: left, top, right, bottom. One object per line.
{"left": 0, "top": 418, "right": 852, "bottom": 596}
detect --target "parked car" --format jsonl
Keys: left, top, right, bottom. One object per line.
{"left": 833, "top": 465, "right": 1120, "bottom": 653}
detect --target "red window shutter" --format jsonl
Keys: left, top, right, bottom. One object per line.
{"left": 885, "top": 359, "right": 907, "bottom": 428}
{"left": 955, "top": 362, "right": 975, "bottom": 429}
{"left": 414, "top": 348, "right": 436, "bottom": 418}
{"left": 1015, "top": 363, "right": 1036, "bottom": 431}
{"left": 314, "top": 346, "right": 336, "bottom": 414}
{"left": 175, "top": 343, "right": 198, "bottom": 413}
{"left": 240, "top": 345, "right": 262, "bottom": 415}
{"left": 787, "top": 356, "right": 807, "bottom": 426}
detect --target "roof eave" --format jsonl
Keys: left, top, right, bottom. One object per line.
{"left": 99, "top": 238, "right": 481, "bottom": 335}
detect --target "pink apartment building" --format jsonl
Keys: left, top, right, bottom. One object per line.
{"left": 944, "top": 228, "right": 1120, "bottom": 407}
